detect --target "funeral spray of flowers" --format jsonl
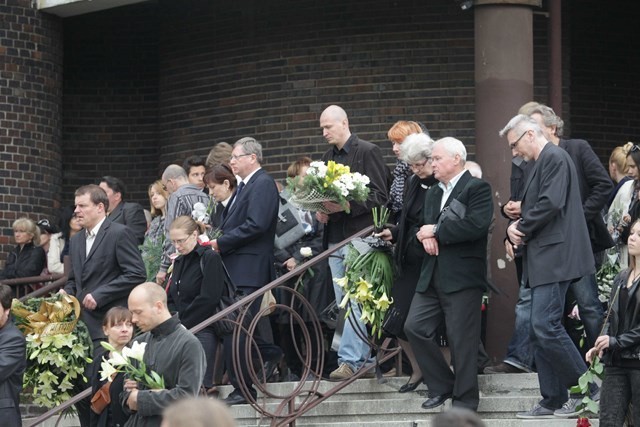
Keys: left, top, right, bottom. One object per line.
{"left": 287, "top": 160, "right": 370, "bottom": 214}
{"left": 334, "top": 209, "right": 394, "bottom": 338}
{"left": 99, "top": 341, "right": 165, "bottom": 389}
{"left": 11, "top": 294, "right": 93, "bottom": 408}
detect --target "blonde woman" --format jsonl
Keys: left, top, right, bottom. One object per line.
{"left": 0, "top": 217, "right": 46, "bottom": 280}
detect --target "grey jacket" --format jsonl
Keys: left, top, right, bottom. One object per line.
{"left": 123, "top": 315, "right": 205, "bottom": 427}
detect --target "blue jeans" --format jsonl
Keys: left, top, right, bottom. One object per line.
{"left": 328, "top": 244, "right": 371, "bottom": 370}
{"left": 504, "top": 283, "right": 534, "bottom": 372}
{"left": 569, "top": 273, "right": 604, "bottom": 349}
{"left": 531, "top": 280, "right": 588, "bottom": 410}
{"left": 600, "top": 366, "right": 640, "bottom": 427}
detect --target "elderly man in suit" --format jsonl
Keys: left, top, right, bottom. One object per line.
{"left": 63, "top": 184, "right": 146, "bottom": 347}
{"left": 501, "top": 115, "right": 597, "bottom": 419}
{"left": 404, "top": 137, "right": 493, "bottom": 411}
{"left": 99, "top": 176, "right": 147, "bottom": 245}
{"left": 0, "top": 284, "right": 26, "bottom": 427}
{"left": 211, "top": 136, "right": 281, "bottom": 405}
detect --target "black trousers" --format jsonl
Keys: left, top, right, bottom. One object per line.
{"left": 404, "top": 277, "right": 483, "bottom": 411}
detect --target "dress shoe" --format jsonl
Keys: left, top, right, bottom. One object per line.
{"left": 223, "top": 391, "right": 249, "bottom": 406}
{"left": 399, "top": 377, "right": 423, "bottom": 393}
{"left": 421, "top": 393, "right": 452, "bottom": 410}
{"left": 483, "top": 362, "right": 527, "bottom": 374}
{"left": 256, "top": 360, "right": 279, "bottom": 382}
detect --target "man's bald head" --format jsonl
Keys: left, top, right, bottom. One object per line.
{"left": 129, "top": 282, "right": 171, "bottom": 332}
{"left": 320, "top": 105, "right": 351, "bottom": 149}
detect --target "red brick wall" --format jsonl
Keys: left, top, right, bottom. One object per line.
{"left": 0, "top": 0, "right": 63, "bottom": 255}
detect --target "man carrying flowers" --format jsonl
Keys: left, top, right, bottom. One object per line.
{"left": 317, "top": 105, "right": 390, "bottom": 380}
{"left": 122, "top": 282, "right": 205, "bottom": 427}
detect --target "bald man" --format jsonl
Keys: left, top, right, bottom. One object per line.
{"left": 122, "top": 283, "right": 205, "bottom": 427}
{"left": 317, "top": 105, "right": 390, "bottom": 379}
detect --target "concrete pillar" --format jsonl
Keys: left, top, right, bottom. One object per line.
{"left": 474, "top": 0, "right": 540, "bottom": 361}
{"left": 0, "top": 1, "right": 63, "bottom": 256}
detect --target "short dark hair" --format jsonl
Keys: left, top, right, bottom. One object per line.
{"left": 75, "top": 184, "right": 110, "bottom": 212}
{"left": 100, "top": 176, "right": 126, "bottom": 198}
{"left": 0, "top": 284, "right": 12, "bottom": 310}
{"left": 102, "top": 306, "right": 133, "bottom": 328}
{"left": 203, "top": 163, "right": 237, "bottom": 190}
{"left": 183, "top": 156, "right": 206, "bottom": 174}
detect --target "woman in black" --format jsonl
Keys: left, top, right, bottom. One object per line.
{"left": 0, "top": 217, "right": 46, "bottom": 280}
{"left": 90, "top": 307, "right": 133, "bottom": 427}
{"left": 586, "top": 219, "right": 640, "bottom": 426}
{"left": 379, "top": 132, "right": 436, "bottom": 393}
{"left": 166, "top": 215, "right": 225, "bottom": 393}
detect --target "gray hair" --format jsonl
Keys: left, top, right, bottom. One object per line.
{"left": 400, "top": 133, "right": 433, "bottom": 164}
{"left": 162, "top": 164, "right": 188, "bottom": 181}
{"left": 499, "top": 114, "right": 543, "bottom": 138}
{"left": 519, "top": 102, "right": 564, "bottom": 136}
{"left": 234, "top": 136, "right": 263, "bottom": 164}
{"left": 433, "top": 137, "right": 467, "bottom": 164}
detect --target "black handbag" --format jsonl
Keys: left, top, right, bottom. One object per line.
{"left": 382, "top": 306, "right": 406, "bottom": 337}
{"left": 203, "top": 259, "right": 252, "bottom": 337}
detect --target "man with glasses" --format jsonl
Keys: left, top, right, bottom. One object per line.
{"left": 500, "top": 115, "right": 597, "bottom": 419}
{"left": 155, "top": 165, "right": 210, "bottom": 286}
{"left": 210, "top": 136, "right": 282, "bottom": 405}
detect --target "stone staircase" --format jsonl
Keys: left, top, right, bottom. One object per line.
{"left": 220, "top": 373, "right": 600, "bottom": 427}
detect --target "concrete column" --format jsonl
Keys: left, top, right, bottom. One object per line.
{"left": 474, "top": 1, "right": 539, "bottom": 361}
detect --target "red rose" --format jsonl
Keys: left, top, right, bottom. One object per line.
{"left": 576, "top": 417, "right": 591, "bottom": 427}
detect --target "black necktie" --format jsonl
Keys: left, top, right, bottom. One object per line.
{"left": 235, "top": 182, "right": 245, "bottom": 199}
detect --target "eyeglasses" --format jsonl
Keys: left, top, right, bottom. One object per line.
{"left": 171, "top": 234, "right": 195, "bottom": 246}
{"left": 410, "top": 158, "right": 432, "bottom": 170}
{"left": 509, "top": 130, "right": 530, "bottom": 149}
{"left": 632, "top": 145, "right": 640, "bottom": 153}
{"left": 230, "top": 153, "right": 252, "bottom": 161}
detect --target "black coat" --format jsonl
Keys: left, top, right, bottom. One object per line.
{"left": 167, "top": 244, "right": 225, "bottom": 329}
{"left": 108, "top": 201, "right": 148, "bottom": 246}
{"left": 90, "top": 348, "right": 128, "bottom": 427}
{"left": 0, "top": 320, "right": 26, "bottom": 427}
{"left": 0, "top": 242, "right": 46, "bottom": 280}
{"left": 604, "top": 269, "right": 640, "bottom": 365}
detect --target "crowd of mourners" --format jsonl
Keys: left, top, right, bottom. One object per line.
{"left": 0, "top": 102, "right": 639, "bottom": 427}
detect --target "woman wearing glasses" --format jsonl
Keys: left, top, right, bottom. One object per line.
{"left": 166, "top": 215, "right": 226, "bottom": 394}
{"left": 378, "top": 133, "right": 436, "bottom": 393}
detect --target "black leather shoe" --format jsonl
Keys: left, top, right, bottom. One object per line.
{"left": 257, "top": 360, "right": 279, "bottom": 382}
{"left": 399, "top": 377, "right": 423, "bottom": 393}
{"left": 223, "top": 391, "right": 248, "bottom": 406}
{"left": 421, "top": 393, "right": 452, "bottom": 410}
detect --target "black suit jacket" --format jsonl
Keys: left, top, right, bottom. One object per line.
{"left": 0, "top": 320, "right": 26, "bottom": 427}
{"left": 64, "top": 218, "right": 146, "bottom": 340}
{"left": 417, "top": 171, "right": 493, "bottom": 294}
{"left": 108, "top": 201, "right": 147, "bottom": 246}
{"left": 517, "top": 143, "right": 595, "bottom": 287}
{"left": 218, "top": 168, "right": 279, "bottom": 289}
{"left": 559, "top": 138, "right": 614, "bottom": 253}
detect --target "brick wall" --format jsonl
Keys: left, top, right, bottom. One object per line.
{"left": 157, "top": 0, "right": 476, "bottom": 180}
{"left": 0, "top": 0, "right": 63, "bottom": 257}
{"left": 62, "top": 3, "right": 159, "bottom": 208}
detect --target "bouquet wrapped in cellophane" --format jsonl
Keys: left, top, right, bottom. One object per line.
{"left": 287, "top": 160, "right": 370, "bottom": 214}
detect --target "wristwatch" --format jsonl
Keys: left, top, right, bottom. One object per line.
{"left": 432, "top": 224, "right": 438, "bottom": 237}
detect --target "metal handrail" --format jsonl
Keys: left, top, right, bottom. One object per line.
{"left": 25, "top": 225, "right": 401, "bottom": 426}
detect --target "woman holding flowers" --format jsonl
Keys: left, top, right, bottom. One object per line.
{"left": 91, "top": 307, "right": 134, "bottom": 427}
{"left": 586, "top": 219, "right": 640, "bottom": 426}
{"left": 166, "top": 215, "right": 225, "bottom": 394}
{"left": 379, "top": 132, "right": 436, "bottom": 393}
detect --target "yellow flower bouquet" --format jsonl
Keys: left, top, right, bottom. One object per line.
{"left": 335, "top": 235, "right": 394, "bottom": 338}
{"left": 287, "top": 160, "right": 370, "bottom": 214}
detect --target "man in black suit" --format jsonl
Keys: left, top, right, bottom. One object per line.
{"left": 316, "top": 105, "right": 390, "bottom": 380}
{"left": 99, "top": 176, "right": 147, "bottom": 245}
{"left": 63, "top": 184, "right": 146, "bottom": 346}
{"left": 211, "top": 136, "right": 281, "bottom": 405}
{"left": 501, "top": 115, "right": 596, "bottom": 419}
{"left": 404, "top": 137, "right": 493, "bottom": 411}
{"left": 0, "top": 284, "right": 26, "bottom": 427}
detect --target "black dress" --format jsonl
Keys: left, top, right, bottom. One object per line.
{"left": 389, "top": 174, "right": 437, "bottom": 340}
{"left": 90, "top": 348, "right": 128, "bottom": 427}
